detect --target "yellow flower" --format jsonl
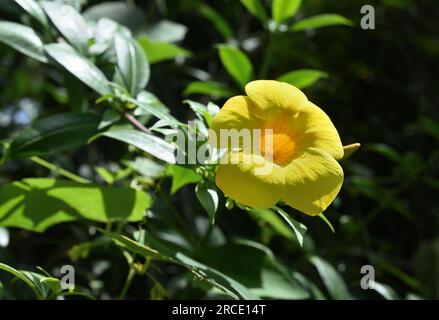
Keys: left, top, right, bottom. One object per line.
{"left": 210, "top": 80, "right": 347, "bottom": 215}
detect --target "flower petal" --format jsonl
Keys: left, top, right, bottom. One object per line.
{"left": 245, "top": 80, "right": 308, "bottom": 117}
{"left": 209, "top": 96, "right": 261, "bottom": 149}
{"left": 281, "top": 148, "right": 343, "bottom": 215}
{"left": 216, "top": 151, "right": 284, "bottom": 208}
{"left": 290, "top": 101, "right": 344, "bottom": 160}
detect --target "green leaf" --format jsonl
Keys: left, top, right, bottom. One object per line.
{"left": 272, "top": 0, "right": 302, "bottom": 24}
{"left": 365, "top": 143, "right": 402, "bottom": 163}
{"left": 44, "top": 43, "right": 111, "bottom": 95}
{"left": 184, "top": 100, "right": 214, "bottom": 126}
{"left": 196, "top": 181, "right": 219, "bottom": 224}
{"left": 308, "top": 256, "right": 350, "bottom": 299}
{"left": 104, "top": 231, "right": 257, "bottom": 299}
{"left": 202, "top": 241, "right": 309, "bottom": 299}
{"left": 167, "top": 165, "right": 202, "bottom": 194}
{"left": 0, "top": 21, "right": 47, "bottom": 63}
{"left": 128, "top": 93, "right": 177, "bottom": 124}
{"left": 277, "top": 69, "right": 328, "bottom": 89}
{"left": 40, "top": 1, "right": 89, "bottom": 53}
{"left": 0, "top": 263, "right": 42, "bottom": 299}
{"left": 274, "top": 207, "right": 307, "bottom": 246}
{"left": 0, "top": 280, "right": 3, "bottom": 299}
{"left": 248, "top": 208, "right": 296, "bottom": 241}
{"left": 373, "top": 282, "right": 400, "bottom": 300}
{"left": 14, "top": 0, "right": 49, "bottom": 27}
{"left": 8, "top": 112, "right": 101, "bottom": 158}
{"left": 199, "top": 5, "right": 234, "bottom": 40}
{"left": 218, "top": 45, "right": 253, "bottom": 88}
{"left": 0, "top": 178, "right": 151, "bottom": 232}
{"left": 83, "top": 1, "right": 145, "bottom": 32}
{"left": 100, "top": 129, "right": 176, "bottom": 164}
{"left": 184, "top": 81, "right": 236, "bottom": 98}
{"left": 113, "top": 32, "right": 150, "bottom": 96}
{"left": 145, "top": 20, "right": 187, "bottom": 43}
{"left": 318, "top": 213, "right": 335, "bottom": 233}
{"left": 240, "top": 0, "right": 268, "bottom": 24}
{"left": 420, "top": 117, "right": 439, "bottom": 141}
{"left": 137, "top": 36, "right": 191, "bottom": 64}
{"left": 291, "top": 14, "right": 353, "bottom": 31}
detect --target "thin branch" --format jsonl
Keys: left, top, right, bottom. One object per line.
{"left": 124, "top": 112, "right": 150, "bottom": 134}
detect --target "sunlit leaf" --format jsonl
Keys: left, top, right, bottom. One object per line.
{"left": 167, "top": 165, "right": 202, "bottom": 194}
{"left": 44, "top": 43, "right": 111, "bottom": 95}
{"left": 138, "top": 36, "right": 191, "bottom": 64}
{"left": 0, "top": 21, "right": 47, "bottom": 62}
{"left": 0, "top": 178, "right": 151, "bottom": 232}
{"left": 184, "top": 81, "right": 236, "bottom": 99}
{"left": 277, "top": 69, "right": 328, "bottom": 89}
{"left": 272, "top": 0, "right": 302, "bottom": 24}
{"left": 218, "top": 45, "right": 253, "bottom": 88}
{"left": 240, "top": 0, "right": 268, "bottom": 24}
{"left": 14, "top": 0, "right": 49, "bottom": 27}
{"left": 291, "top": 14, "right": 353, "bottom": 31}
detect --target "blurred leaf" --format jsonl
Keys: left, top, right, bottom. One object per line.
{"left": 0, "top": 21, "right": 47, "bottom": 63}
{"left": 100, "top": 129, "right": 176, "bottom": 164}
{"left": 98, "top": 109, "right": 120, "bottom": 130}
{"left": 365, "top": 143, "right": 402, "bottom": 163}
{"left": 420, "top": 117, "right": 439, "bottom": 141}
{"left": 240, "top": 0, "right": 268, "bottom": 24}
{"left": 373, "top": 282, "right": 400, "bottom": 300}
{"left": 113, "top": 32, "right": 150, "bottom": 96}
{"left": 249, "top": 208, "right": 296, "bottom": 241}
{"left": 0, "top": 280, "right": 3, "bottom": 299}
{"left": 203, "top": 241, "right": 309, "bottom": 299}
{"left": 184, "top": 81, "right": 236, "bottom": 98}
{"left": 145, "top": 20, "right": 187, "bottom": 43}
{"left": 105, "top": 231, "right": 257, "bottom": 299}
{"left": 274, "top": 207, "right": 307, "bottom": 246}
{"left": 277, "top": 69, "right": 328, "bottom": 89}
{"left": 291, "top": 14, "right": 353, "bottom": 31}
{"left": 138, "top": 36, "right": 190, "bottom": 64}
{"left": 414, "top": 238, "right": 439, "bottom": 298}
{"left": 41, "top": 1, "right": 89, "bottom": 53}
{"left": 0, "top": 178, "right": 151, "bottom": 232}
{"left": 309, "top": 256, "right": 350, "bottom": 299}
{"left": 83, "top": 1, "right": 145, "bottom": 32}
{"left": 0, "top": 263, "right": 42, "bottom": 299}
{"left": 14, "top": 0, "right": 49, "bottom": 27}
{"left": 125, "top": 157, "right": 165, "bottom": 178}
{"left": 196, "top": 180, "right": 219, "bottom": 224}
{"left": 167, "top": 165, "right": 202, "bottom": 194}
{"left": 44, "top": 43, "right": 111, "bottom": 95}
{"left": 272, "top": 0, "right": 302, "bottom": 24}
{"left": 9, "top": 112, "right": 101, "bottom": 158}
{"left": 318, "top": 213, "right": 335, "bottom": 233}
{"left": 218, "top": 45, "right": 253, "bottom": 88}
{"left": 199, "top": 5, "right": 234, "bottom": 40}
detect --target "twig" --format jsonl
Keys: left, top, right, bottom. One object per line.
{"left": 124, "top": 112, "right": 150, "bottom": 133}
{"left": 30, "top": 156, "right": 90, "bottom": 184}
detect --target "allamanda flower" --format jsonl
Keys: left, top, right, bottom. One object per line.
{"left": 209, "top": 80, "right": 355, "bottom": 215}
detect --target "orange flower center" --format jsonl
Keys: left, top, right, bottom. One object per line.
{"left": 260, "top": 121, "right": 295, "bottom": 165}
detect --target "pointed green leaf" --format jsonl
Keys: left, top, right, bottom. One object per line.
{"left": 309, "top": 256, "right": 350, "bottom": 299}
{"left": 196, "top": 180, "right": 219, "bottom": 224}
{"left": 240, "top": 0, "right": 268, "bottom": 23}
{"left": 184, "top": 81, "right": 237, "bottom": 98}
{"left": 0, "top": 21, "right": 47, "bottom": 62}
{"left": 41, "top": 1, "right": 89, "bottom": 53}
{"left": 291, "top": 14, "right": 353, "bottom": 31}
{"left": 274, "top": 207, "right": 307, "bottom": 246}
{"left": 14, "top": 0, "right": 49, "bottom": 27}
{"left": 272, "top": 0, "right": 302, "bottom": 24}
{"left": 44, "top": 43, "right": 111, "bottom": 95}
{"left": 9, "top": 112, "right": 101, "bottom": 158}
{"left": 277, "top": 69, "right": 328, "bottom": 89}
{"left": 138, "top": 36, "right": 191, "bottom": 64}
{"left": 114, "top": 32, "right": 150, "bottom": 95}
{"left": 100, "top": 129, "right": 176, "bottom": 164}
{"left": 218, "top": 45, "right": 253, "bottom": 88}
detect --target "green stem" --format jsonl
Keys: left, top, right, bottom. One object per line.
{"left": 30, "top": 156, "right": 90, "bottom": 184}
{"left": 119, "top": 267, "right": 136, "bottom": 300}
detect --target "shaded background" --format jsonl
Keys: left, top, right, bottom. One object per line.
{"left": 0, "top": 0, "right": 438, "bottom": 299}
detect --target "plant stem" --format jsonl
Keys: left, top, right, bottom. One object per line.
{"left": 30, "top": 156, "right": 90, "bottom": 184}
{"left": 124, "top": 112, "right": 150, "bottom": 133}
{"left": 119, "top": 267, "right": 136, "bottom": 300}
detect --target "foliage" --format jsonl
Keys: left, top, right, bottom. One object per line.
{"left": 0, "top": 0, "right": 437, "bottom": 300}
